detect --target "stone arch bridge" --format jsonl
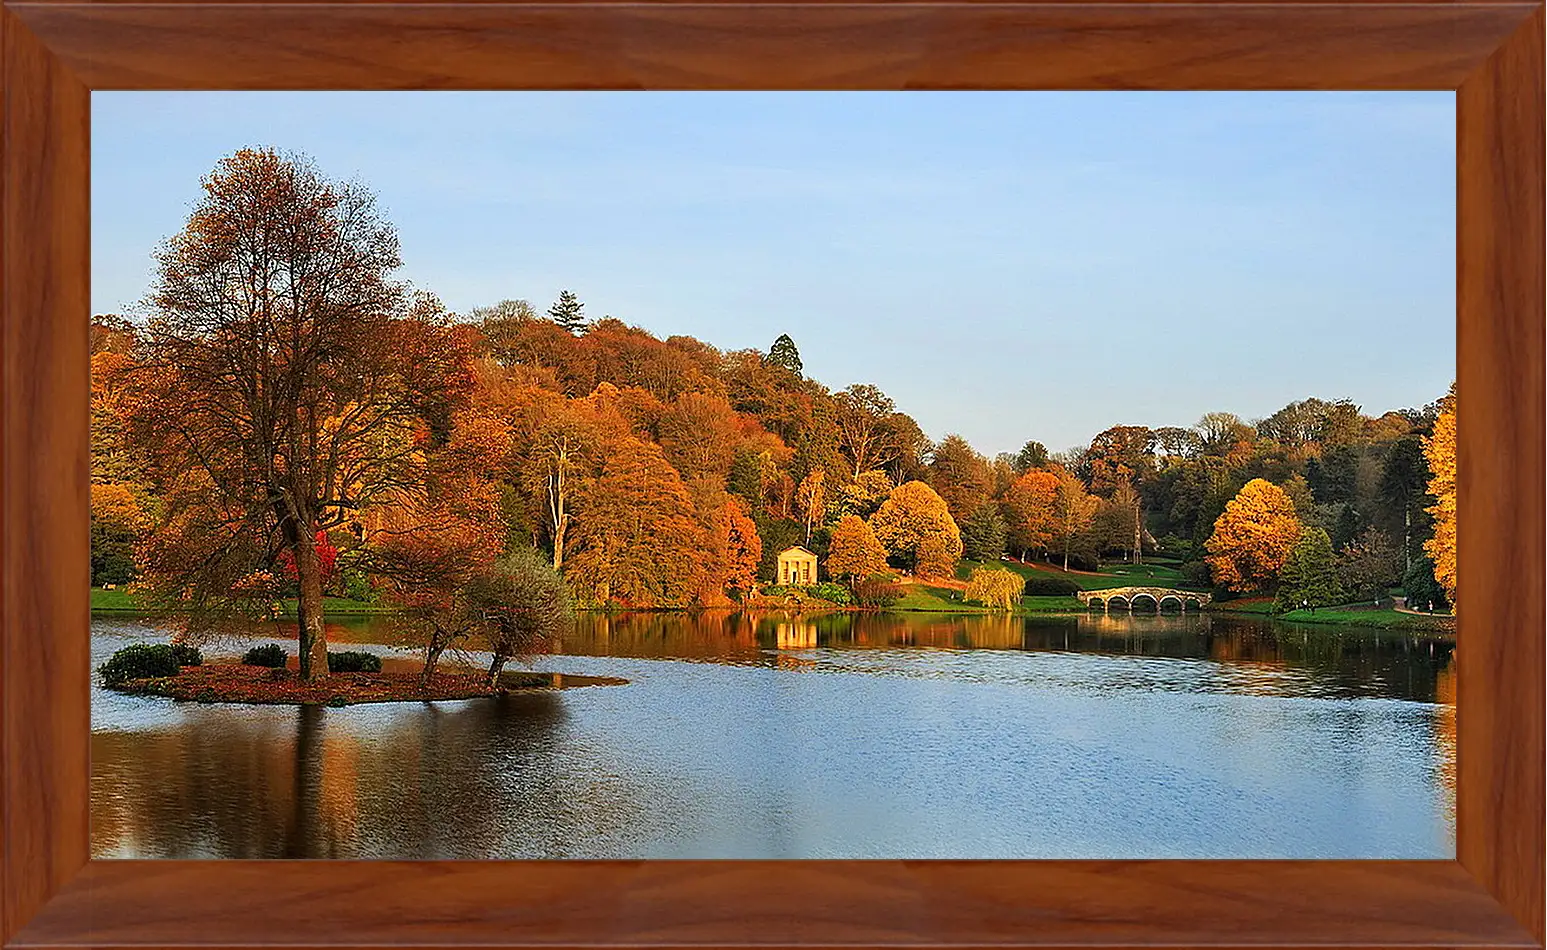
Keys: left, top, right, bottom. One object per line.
{"left": 1076, "top": 587, "right": 1212, "bottom": 612}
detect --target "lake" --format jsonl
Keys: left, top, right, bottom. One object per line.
{"left": 90, "top": 610, "right": 1455, "bottom": 859}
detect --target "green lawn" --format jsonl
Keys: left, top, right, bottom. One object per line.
{"left": 91, "top": 587, "right": 391, "bottom": 616}
{"left": 1208, "top": 596, "right": 1455, "bottom": 631}
{"left": 958, "top": 557, "right": 1202, "bottom": 593}
{"left": 1270, "top": 607, "right": 1454, "bottom": 631}
{"left": 892, "top": 585, "right": 987, "bottom": 612}
{"left": 891, "top": 578, "right": 1082, "bottom": 615}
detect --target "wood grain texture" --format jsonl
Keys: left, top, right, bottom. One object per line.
{"left": 1, "top": 1, "right": 1544, "bottom": 949}
{"left": 8, "top": 860, "right": 1542, "bottom": 948}
{"left": 3, "top": 2, "right": 1539, "bottom": 91}
{"left": 0, "top": 4, "right": 90, "bottom": 947}
{"left": 1456, "top": 6, "right": 1546, "bottom": 944}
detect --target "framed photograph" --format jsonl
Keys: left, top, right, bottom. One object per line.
{"left": 1, "top": 2, "right": 1541, "bottom": 949}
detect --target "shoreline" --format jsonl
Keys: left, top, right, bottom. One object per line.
{"left": 107, "top": 665, "right": 628, "bottom": 706}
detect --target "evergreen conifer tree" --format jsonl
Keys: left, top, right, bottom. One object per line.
{"left": 547, "top": 290, "right": 588, "bottom": 334}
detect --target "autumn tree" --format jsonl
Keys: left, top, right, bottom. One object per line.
{"left": 367, "top": 404, "right": 516, "bottom": 683}
{"left": 659, "top": 391, "right": 742, "bottom": 481}
{"left": 827, "top": 514, "right": 888, "bottom": 581}
{"left": 548, "top": 290, "right": 588, "bottom": 334}
{"left": 565, "top": 437, "right": 709, "bottom": 607}
{"left": 713, "top": 498, "right": 763, "bottom": 599}
{"left": 837, "top": 469, "right": 894, "bottom": 518}
{"left": 1423, "top": 388, "right": 1457, "bottom": 607}
{"left": 1050, "top": 471, "right": 1099, "bottom": 571}
{"left": 964, "top": 566, "right": 1022, "bottom": 611}
{"left": 766, "top": 334, "right": 803, "bottom": 376}
{"left": 526, "top": 406, "right": 599, "bottom": 572}
{"left": 91, "top": 483, "right": 153, "bottom": 586}
{"left": 1003, "top": 469, "right": 1059, "bottom": 559}
{"left": 1205, "top": 478, "right": 1302, "bottom": 593}
{"left": 928, "top": 434, "right": 993, "bottom": 521}
{"left": 834, "top": 384, "right": 902, "bottom": 476}
{"left": 1108, "top": 480, "right": 1144, "bottom": 563}
{"left": 1083, "top": 425, "right": 1156, "bottom": 497}
{"left": 795, "top": 469, "right": 827, "bottom": 542}
{"left": 1196, "top": 412, "right": 1256, "bottom": 457}
{"left": 129, "top": 149, "right": 471, "bottom": 680}
{"left": 869, "top": 480, "right": 963, "bottom": 579}
{"left": 1275, "top": 527, "right": 1343, "bottom": 612}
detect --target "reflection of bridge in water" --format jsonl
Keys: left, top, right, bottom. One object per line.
{"left": 1076, "top": 587, "right": 1212, "bottom": 612}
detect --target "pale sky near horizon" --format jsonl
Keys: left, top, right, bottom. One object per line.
{"left": 91, "top": 92, "right": 1456, "bottom": 457}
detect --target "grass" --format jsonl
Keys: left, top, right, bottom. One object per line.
{"left": 1270, "top": 607, "right": 1454, "bottom": 631}
{"left": 91, "top": 587, "right": 393, "bottom": 616}
{"left": 1208, "top": 597, "right": 1455, "bottom": 632}
{"left": 956, "top": 557, "right": 1205, "bottom": 593}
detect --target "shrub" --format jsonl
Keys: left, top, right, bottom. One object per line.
{"left": 327, "top": 650, "right": 382, "bottom": 673}
{"left": 1023, "top": 575, "right": 1081, "bottom": 596}
{"left": 809, "top": 582, "right": 854, "bottom": 606}
{"left": 242, "top": 643, "right": 288, "bottom": 668}
{"left": 98, "top": 643, "right": 183, "bottom": 688}
{"left": 169, "top": 643, "right": 203, "bottom": 666}
{"left": 851, "top": 574, "right": 904, "bottom": 608}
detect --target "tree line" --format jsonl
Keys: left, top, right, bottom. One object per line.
{"left": 90, "top": 148, "right": 1457, "bottom": 680}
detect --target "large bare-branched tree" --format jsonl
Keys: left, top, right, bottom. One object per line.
{"left": 130, "top": 148, "right": 471, "bottom": 679}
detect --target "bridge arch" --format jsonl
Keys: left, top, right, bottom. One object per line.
{"left": 1086, "top": 597, "right": 1105, "bottom": 611}
{"left": 1130, "top": 593, "right": 1159, "bottom": 612}
{"left": 1158, "top": 594, "right": 1185, "bottom": 612}
{"left": 1106, "top": 595, "right": 1130, "bottom": 611}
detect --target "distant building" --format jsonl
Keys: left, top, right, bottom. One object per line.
{"left": 776, "top": 545, "right": 819, "bottom": 586}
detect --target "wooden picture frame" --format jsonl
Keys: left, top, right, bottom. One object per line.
{"left": 2, "top": 2, "right": 1541, "bottom": 948}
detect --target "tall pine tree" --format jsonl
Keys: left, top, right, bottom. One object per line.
{"left": 548, "top": 290, "right": 588, "bottom": 334}
{"left": 767, "top": 334, "right": 803, "bottom": 375}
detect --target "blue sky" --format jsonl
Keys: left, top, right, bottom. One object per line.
{"left": 92, "top": 92, "right": 1455, "bottom": 456}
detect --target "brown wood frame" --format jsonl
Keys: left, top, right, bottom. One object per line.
{"left": 1, "top": 2, "right": 1541, "bottom": 948}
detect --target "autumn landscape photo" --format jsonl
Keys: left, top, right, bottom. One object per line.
{"left": 91, "top": 92, "right": 1456, "bottom": 859}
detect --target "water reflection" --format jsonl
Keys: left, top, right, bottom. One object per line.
{"left": 91, "top": 611, "right": 1456, "bottom": 860}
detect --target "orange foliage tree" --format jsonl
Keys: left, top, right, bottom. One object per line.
{"left": 1003, "top": 469, "right": 1060, "bottom": 560}
{"left": 827, "top": 514, "right": 888, "bottom": 581}
{"left": 869, "top": 481, "right": 962, "bottom": 579}
{"left": 1205, "top": 478, "right": 1303, "bottom": 593}
{"left": 128, "top": 149, "right": 473, "bottom": 680}
{"left": 565, "top": 437, "right": 710, "bottom": 608}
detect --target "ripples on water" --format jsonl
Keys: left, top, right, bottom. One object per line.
{"left": 90, "top": 611, "right": 1455, "bottom": 860}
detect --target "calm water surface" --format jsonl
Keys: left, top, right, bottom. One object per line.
{"left": 91, "top": 611, "right": 1456, "bottom": 859}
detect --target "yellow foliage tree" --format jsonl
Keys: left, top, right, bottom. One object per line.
{"left": 965, "top": 566, "right": 1022, "bottom": 611}
{"left": 1423, "top": 390, "right": 1457, "bottom": 606}
{"left": 827, "top": 514, "right": 888, "bottom": 580}
{"left": 1205, "top": 478, "right": 1302, "bottom": 593}
{"left": 869, "top": 480, "right": 963, "bottom": 579}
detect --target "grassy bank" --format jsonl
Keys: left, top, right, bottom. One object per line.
{"left": 92, "top": 587, "right": 394, "bottom": 616}
{"left": 956, "top": 558, "right": 1205, "bottom": 592}
{"left": 1208, "top": 597, "right": 1455, "bottom": 633}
